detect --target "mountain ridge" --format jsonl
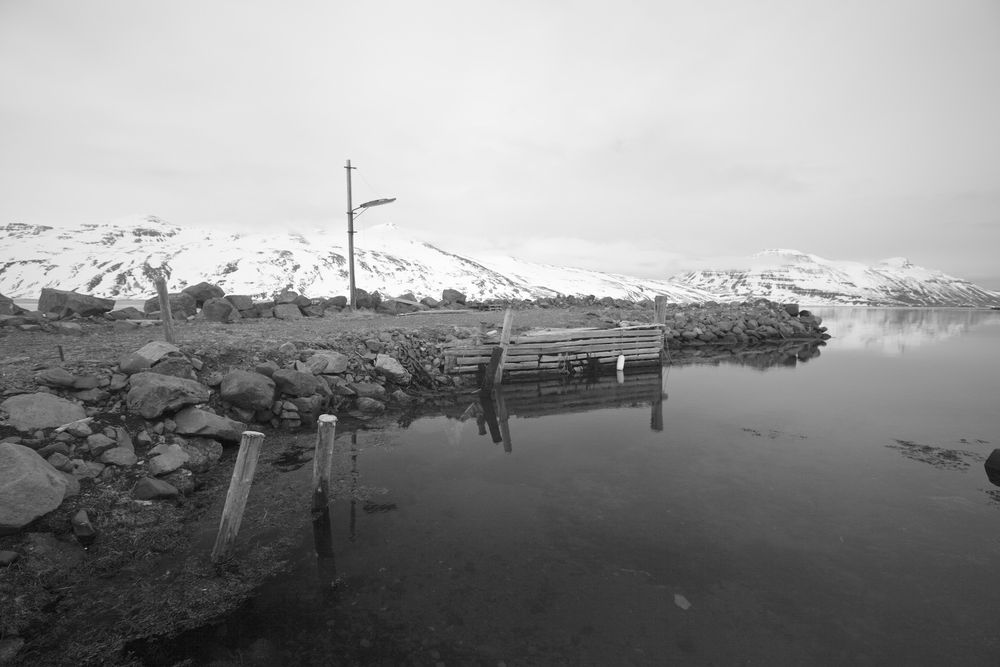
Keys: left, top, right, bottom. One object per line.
{"left": 2, "top": 216, "right": 998, "bottom": 307}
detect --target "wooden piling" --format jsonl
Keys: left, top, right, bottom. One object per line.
{"left": 654, "top": 295, "right": 669, "bottom": 325}
{"left": 312, "top": 414, "right": 338, "bottom": 511}
{"left": 493, "top": 307, "right": 514, "bottom": 387}
{"left": 154, "top": 276, "right": 176, "bottom": 344}
{"left": 211, "top": 430, "right": 265, "bottom": 563}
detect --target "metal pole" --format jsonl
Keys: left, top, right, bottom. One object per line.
{"left": 346, "top": 159, "right": 356, "bottom": 310}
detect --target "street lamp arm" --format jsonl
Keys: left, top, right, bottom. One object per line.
{"left": 353, "top": 197, "right": 397, "bottom": 211}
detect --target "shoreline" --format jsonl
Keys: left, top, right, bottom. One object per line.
{"left": 0, "top": 301, "right": 828, "bottom": 665}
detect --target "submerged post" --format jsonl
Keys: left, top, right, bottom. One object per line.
{"left": 313, "top": 414, "right": 338, "bottom": 511}
{"left": 154, "top": 275, "right": 176, "bottom": 344}
{"left": 211, "top": 430, "right": 265, "bottom": 563}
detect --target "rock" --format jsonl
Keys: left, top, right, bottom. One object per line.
{"left": 126, "top": 372, "right": 210, "bottom": 419}
{"left": 306, "top": 352, "right": 350, "bottom": 375}
{"left": 326, "top": 295, "right": 348, "bottom": 309}
{"left": 986, "top": 449, "right": 1000, "bottom": 486}
{"left": 420, "top": 296, "right": 440, "bottom": 308}
{"left": 255, "top": 360, "right": 280, "bottom": 377}
{"left": 221, "top": 370, "right": 276, "bottom": 411}
{"left": 277, "top": 342, "right": 298, "bottom": 356}
{"left": 118, "top": 341, "right": 185, "bottom": 375}
{"left": 148, "top": 444, "right": 190, "bottom": 476}
{"left": 108, "top": 306, "right": 145, "bottom": 320}
{"left": 71, "top": 459, "right": 105, "bottom": 478}
{"left": 148, "top": 356, "right": 197, "bottom": 380}
{"left": 276, "top": 289, "right": 299, "bottom": 304}
{"left": 38, "top": 288, "right": 114, "bottom": 318}
{"left": 202, "top": 297, "right": 241, "bottom": 323}
{"left": 71, "top": 509, "right": 97, "bottom": 545}
{"left": 0, "top": 550, "right": 20, "bottom": 566}
{"left": 225, "top": 294, "right": 254, "bottom": 311}
{"left": 783, "top": 303, "right": 800, "bottom": 317}
{"left": 178, "top": 437, "right": 223, "bottom": 473}
{"left": 75, "top": 388, "right": 110, "bottom": 404}
{"left": 173, "top": 407, "right": 244, "bottom": 443}
{"left": 161, "top": 468, "right": 196, "bottom": 495}
{"left": 0, "top": 443, "right": 68, "bottom": 534}
{"left": 0, "top": 638, "right": 24, "bottom": 665}
{"left": 52, "top": 321, "right": 84, "bottom": 335}
{"left": 100, "top": 447, "right": 138, "bottom": 466}
{"left": 181, "top": 281, "right": 225, "bottom": 307}
{"left": 34, "top": 367, "right": 77, "bottom": 388}
{"left": 441, "top": 288, "right": 466, "bottom": 305}
{"left": 46, "top": 452, "right": 73, "bottom": 472}
{"left": 273, "top": 303, "right": 303, "bottom": 320}
{"left": 65, "top": 420, "right": 93, "bottom": 438}
{"left": 0, "top": 393, "right": 86, "bottom": 432}
{"left": 390, "top": 389, "right": 417, "bottom": 405}
{"left": 143, "top": 291, "right": 197, "bottom": 318}
{"left": 0, "top": 292, "right": 23, "bottom": 315}
{"left": 355, "top": 397, "right": 386, "bottom": 414}
{"left": 348, "top": 382, "right": 387, "bottom": 400}
{"left": 37, "top": 442, "right": 70, "bottom": 458}
{"left": 375, "top": 354, "right": 412, "bottom": 384}
{"left": 272, "top": 369, "right": 328, "bottom": 397}
{"left": 132, "top": 477, "right": 179, "bottom": 500}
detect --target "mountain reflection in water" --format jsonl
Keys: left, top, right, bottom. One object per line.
{"left": 813, "top": 306, "right": 1000, "bottom": 354}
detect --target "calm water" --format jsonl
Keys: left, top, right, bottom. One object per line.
{"left": 177, "top": 308, "right": 1000, "bottom": 666}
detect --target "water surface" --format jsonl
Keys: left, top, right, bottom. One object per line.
{"left": 177, "top": 308, "right": 1000, "bottom": 665}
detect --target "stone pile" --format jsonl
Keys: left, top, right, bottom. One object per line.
{"left": 662, "top": 299, "right": 829, "bottom": 348}
{"left": 0, "top": 331, "right": 434, "bottom": 534}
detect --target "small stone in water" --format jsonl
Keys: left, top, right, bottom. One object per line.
{"left": 674, "top": 593, "right": 692, "bottom": 610}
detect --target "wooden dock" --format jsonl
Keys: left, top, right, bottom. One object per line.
{"left": 444, "top": 324, "right": 666, "bottom": 378}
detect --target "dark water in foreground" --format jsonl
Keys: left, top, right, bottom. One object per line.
{"left": 178, "top": 309, "right": 1000, "bottom": 666}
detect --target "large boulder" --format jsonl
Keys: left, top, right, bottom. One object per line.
{"left": 0, "top": 393, "right": 86, "bottom": 432}
{"left": 224, "top": 294, "right": 254, "bottom": 311}
{"left": 441, "top": 288, "right": 466, "bottom": 305}
{"left": 276, "top": 290, "right": 299, "bottom": 304}
{"left": 201, "top": 297, "right": 241, "bottom": 323}
{"left": 143, "top": 292, "right": 197, "bottom": 318}
{"left": 173, "top": 407, "right": 244, "bottom": 443}
{"left": 0, "top": 443, "right": 68, "bottom": 534}
{"left": 272, "top": 369, "right": 328, "bottom": 397}
{"left": 181, "top": 281, "right": 224, "bottom": 307}
{"left": 273, "top": 303, "right": 303, "bottom": 320}
{"left": 126, "top": 372, "right": 210, "bottom": 419}
{"left": 0, "top": 293, "right": 24, "bottom": 316}
{"left": 220, "top": 370, "right": 275, "bottom": 410}
{"left": 118, "top": 341, "right": 185, "bottom": 375}
{"left": 177, "top": 437, "right": 223, "bottom": 473}
{"left": 375, "top": 354, "right": 412, "bottom": 384}
{"left": 304, "top": 352, "right": 350, "bottom": 375}
{"left": 38, "top": 288, "right": 114, "bottom": 318}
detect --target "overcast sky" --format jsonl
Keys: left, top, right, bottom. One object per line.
{"left": 2, "top": 0, "right": 999, "bottom": 287}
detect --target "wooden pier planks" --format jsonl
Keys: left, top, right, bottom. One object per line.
{"left": 444, "top": 324, "right": 665, "bottom": 375}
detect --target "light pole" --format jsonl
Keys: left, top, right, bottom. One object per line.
{"left": 345, "top": 159, "right": 396, "bottom": 310}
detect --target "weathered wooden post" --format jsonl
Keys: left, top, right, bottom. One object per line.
{"left": 312, "top": 414, "right": 338, "bottom": 511}
{"left": 654, "top": 295, "right": 669, "bottom": 325}
{"left": 211, "top": 430, "right": 265, "bottom": 563}
{"left": 153, "top": 275, "right": 176, "bottom": 344}
{"left": 494, "top": 307, "right": 514, "bottom": 387}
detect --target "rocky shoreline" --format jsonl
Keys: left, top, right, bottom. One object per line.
{"left": 0, "top": 286, "right": 830, "bottom": 665}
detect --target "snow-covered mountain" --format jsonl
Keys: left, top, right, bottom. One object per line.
{"left": 674, "top": 249, "right": 1000, "bottom": 307}
{"left": 0, "top": 216, "right": 715, "bottom": 303}
{"left": 2, "top": 219, "right": 997, "bottom": 307}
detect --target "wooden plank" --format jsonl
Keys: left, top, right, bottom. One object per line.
{"left": 444, "top": 336, "right": 663, "bottom": 359}
{"left": 211, "top": 431, "right": 265, "bottom": 563}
